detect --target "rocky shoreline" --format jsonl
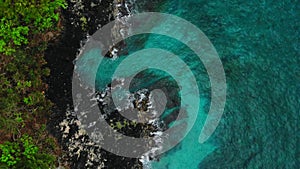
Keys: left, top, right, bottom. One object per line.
{"left": 44, "top": 0, "right": 176, "bottom": 168}
{"left": 45, "top": 0, "right": 144, "bottom": 168}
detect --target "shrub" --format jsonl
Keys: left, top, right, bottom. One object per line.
{"left": 0, "top": 0, "right": 66, "bottom": 168}
{"left": 0, "top": 135, "right": 56, "bottom": 168}
{"left": 0, "top": 0, "right": 67, "bottom": 55}
{"left": 0, "top": 50, "right": 52, "bottom": 137}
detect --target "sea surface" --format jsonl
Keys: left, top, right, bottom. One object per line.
{"left": 143, "top": 0, "right": 300, "bottom": 169}
{"left": 134, "top": 0, "right": 299, "bottom": 168}
{"left": 78, "top": 0, "right": 299, "bottom": 168}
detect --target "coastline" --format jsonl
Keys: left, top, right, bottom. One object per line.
{"left": 45, "top": 0, "right": 171, "bottom": 168}
{"left": 1, "top": 0, "right": 297, "bottom": 168}
{"left": 45, "top": 0, "right": 143, "bottom": 168}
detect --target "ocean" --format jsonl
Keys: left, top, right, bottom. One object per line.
{"left": 134, "top": 0, "right": 299, "bottom": 168}
{"left": 76, "top": 0, "right": 299, "bottom": 168}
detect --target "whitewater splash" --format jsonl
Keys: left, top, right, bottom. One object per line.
{"left": 97, "top": 81, "right": 165, "bottom": 167}
{"left": 111, "top": 1, "right": 165, "bottom": 166}
{"left": 138, "top": 91, "right": 165, "bottom": 168}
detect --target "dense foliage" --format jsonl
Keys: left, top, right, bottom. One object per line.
{"left": 0, "top": 135, "right": 55, "bottom": 169}
{"left": 0, "top": 0, "right": 66, "bottom": 55}
{"left": 0, "top": 0, "right": 66, "bottom": 168}
{"left": 0, "top": 49, "right": 51, "bottom": 136}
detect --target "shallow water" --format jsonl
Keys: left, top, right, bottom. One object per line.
{"left": 76, "top": 0, "right": 299, "bottom": 168}
{"left": 135, "top": 0, "right": 299, "bottom": 168}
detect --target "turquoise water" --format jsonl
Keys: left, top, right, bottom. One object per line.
{"left": 140, "top": 23, "right": 217, "bottom": 169}
{"left": 77, "top": 0, "right": 299, "bottom": 168}
{"left": 135, "top": 0, "right": 299, "bottom": 169}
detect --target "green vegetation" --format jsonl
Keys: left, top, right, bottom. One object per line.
{"left": 0, "top": 0, "right": 67, "bottom": 55}
{"left": 0, "top": 0, "right": 67, "bottom": 168}
{"left": 110, "top": 119, "right": 138, "bottom": 130}
{"left": 0, "top": 49, "right": 52, "bottom": 137}
{"left": 0, "top": 135, "right": 55, "bottom": 169}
